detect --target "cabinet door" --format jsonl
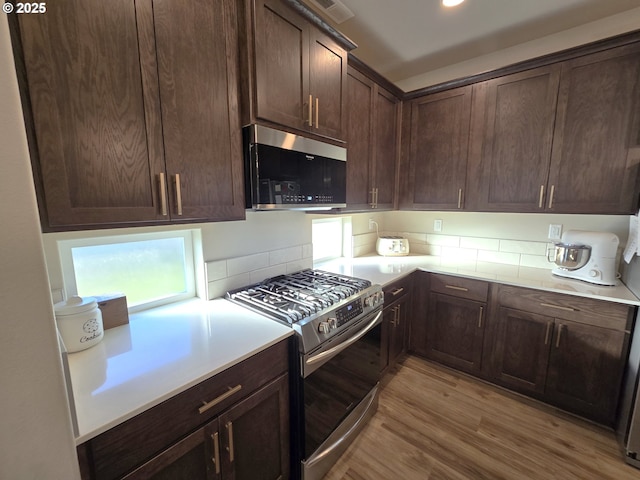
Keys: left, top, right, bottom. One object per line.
{"left": 547, "top": 43, "right": 640, "bottom": 214}
{"left": 309, "top": 28, "right": 347, "bottom": 140}
{"left": 468, "top": 66, "right": 560, "bottom": 212}
{"left": 409, "top": 271, "right": 430, "bottom": 356}
{"left": 254, "top": 0, "right": 309, "bottom": 131}
{"left": 153, "top": 0, "right": 245, "bottom": 222}
{"left": 407, "top": 86, "right": 472, "bottom": 210}
{"left": 546, "top": 319, "right": 627, "bottom": 426}
{"left": 389, "top": 297, "right": 409, "bottom": 366}
{"left": 122, "top": 426, "right": 215, "bottom": 480}
{"left": 18, "top": 0, "right": 167, "bottom": 228}
{"left": 345, "top": 68, "right": 374, "bottom": 209}
{"left": 492, "top": 307, "right": 552, "bottom": 394}
{"left": 218, "top": 374, "right": 290, "bottom": 480}
{"left": 426, "top": 293, "right": 485, "bottom": 375}
{"left": 372, "top": 87, "right": 399, "bottom": 209}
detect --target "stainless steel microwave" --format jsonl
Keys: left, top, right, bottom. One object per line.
{"left": 243, "top": 125, "right": 347, "bottom": 210}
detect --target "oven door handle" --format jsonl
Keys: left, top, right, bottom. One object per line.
{"left": 305, "top": 310, "right": 383, "bottom": 366}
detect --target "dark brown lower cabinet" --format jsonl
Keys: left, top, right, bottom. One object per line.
{"left": 78, "top": 340, "right": 290, "bottom": 480}
{"left": 426, "top": 292, "right": 486, "bottom": 375}
{"left": 381, "top": 275, "right": 413, "bottom": 374}
{"left": 546, "top": 320, "right": 627, "bottom": 426}
{"left": 492, "top": 307, "right": 552, "bottom": 394}
{"left": 123, "top": 374, "right": 289, "bottom": 480}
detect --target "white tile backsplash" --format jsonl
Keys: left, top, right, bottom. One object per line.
{"left": 227, "top": 253, "right": 269, "bottom": 277}
{"left": 426, "top": 234, "right": 461, "bottom": 247}
{"left": 460, "top": 237, "right": 500, "bottom": 251}
{"left": 477, "top": 250, "right": 521, "bottom": 265}
{"left": 206, "top": 243, "right": 313, "bottom": 300}
{"left": 499, "top": 239, "right": 549, "bottom": 256}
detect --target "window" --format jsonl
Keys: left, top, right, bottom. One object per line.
{"left": 312, "top": 218, "right": 344, "bottom": 261}
{"left": 59, "top": 230, "right": 196, "bottom": 312}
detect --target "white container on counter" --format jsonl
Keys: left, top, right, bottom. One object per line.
{"left": 55, "top": 295, "right": 104, "bottom": 353}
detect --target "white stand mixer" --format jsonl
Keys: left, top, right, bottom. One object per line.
{"left": 550, "top": 230, "right": 619, "bottom": 286}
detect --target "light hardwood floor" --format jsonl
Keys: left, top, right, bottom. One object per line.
{"left": 324, "top": 355, "right": 639, "bottom": 480}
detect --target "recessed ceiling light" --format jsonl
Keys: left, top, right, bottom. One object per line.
{"left": 442, "top": 0, "right": 465, "bottom": 7}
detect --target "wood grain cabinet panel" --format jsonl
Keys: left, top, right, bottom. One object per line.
{"left": 547, "top": 43, "right": 640, "bottom": 214}
{"left": 403, "top": 86, "right": 472, "bottom": 210}
{"left": 546, "top": 320, "right": 627, "bottom": 426}
{"left": 345, "top": 67, "right": 400, "bottom": 210}
{"left": 381, "top": 275, "right": 413, "bottom": 374}
{"left": 466, "top": 65, "right": 560, "bottom": 212}
{"left": 250, "top": 0, "right": 347, "bottom": 141}
{"left": 16, "top": 0, "right": 245, "bottom": 230}
{"left": 492, "top": 307, "right": 552, "bottom": 394}
{"left": 426, "top": 292, "right": 486, "bottom": 375}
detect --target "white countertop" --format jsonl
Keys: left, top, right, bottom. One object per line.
{"left": 67, "top": 298, "right": 293, "bottom": 444}
{"left": 316, "top": 254, "right": 640, "bottom": 306}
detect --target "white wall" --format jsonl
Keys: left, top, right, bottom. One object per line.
{"left": 0, "top": 16, "right": 80, "bottom": 480}
{"left": 397, "top": 7, "right": 640, "bottom": 91}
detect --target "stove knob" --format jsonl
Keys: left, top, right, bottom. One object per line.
{"left": 328, "top": 318, "right": 337, "bottom": 329}
{"left": 318, "top": 322, "right": 330, "bottom": 334}
{"left": 364, "top": 296, "right": 372, "bottom": 307}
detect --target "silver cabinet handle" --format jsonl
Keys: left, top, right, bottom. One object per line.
{"left": 159, "top": 173, "right": 168, "bottom": 216}
{"left": 396, "top": 304, "right": 401, "bottom": 326}
{"left": 308, "top": 94, "right": 313, "bottom": 127}
{"left": 315, "top": 97, "right": 319, "bottom": 129}
{"left": 540, "top": 302, "right": 576, "bottom": 312}
{"left": 211, "top": 432, "right": 220, "bottom": 474}
{"left": 538, "top": 185, "right": 545, "bottom": 209}
{"left": 199, "top": 385, "right": 242, "bottom": 414}
{"left": 369, "top": 189, "right": 375, "bottom": 208}
{"left": 478, "top": 306, "right": 483, "bottom": 328}
{"left": 544, "top": 321, "right": 552, "bottom": 345}
{"left": 175, "top": 173, "right": 183, "bottom": 216}
{"left": 548, "top": 184, "right": 555, "bottom": 209}
{"left": 390, "top": 287, "right": 404, "bottom": 296}
{"left": 556, "top": 324, "right": 564, "bottom": 348}
{"left": 445, "top": 285, "right": 468, "bottom": 292}
{"left": 226, "top": 421, "right": 235, "bottom": 463}
{"left": 457, "top": 188, "right": 463, "bottom": 209}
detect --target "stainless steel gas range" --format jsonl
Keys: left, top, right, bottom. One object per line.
{"left": 227, "top": 269, "right": 384, "bottom": 480}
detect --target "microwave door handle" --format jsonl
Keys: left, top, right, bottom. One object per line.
{"left": 305, "top": 310, "right": 382, "bottom": 366}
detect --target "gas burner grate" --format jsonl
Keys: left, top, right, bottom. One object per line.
{"left": 226, "top": 269, "right": 371, "bottom": 323}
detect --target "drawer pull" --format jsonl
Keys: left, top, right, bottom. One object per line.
{"left": 556, "top": 324, "right": 564, "bottom": 348}
{"left": 211, "top": 432, "right": 220, "bottom": 474}
{"left": 199, "top": 384, "right": 242, "bottom": 414}
{"left": 226, "top": 421, "right": 235, "bottom": 463}
{"left": 540, "top": 302, "right": 576, "bottom": 312}
{"left": 478, "top": 306, "right": 483, "bottom": 328}
{"left": 390, "top": 287, "right": 404, "bottom": 296}
{"left": 445, "top": 285, "right": 468, "bottom": 292}
{"left": 544, "top": 321, "right": 552, "bottom": 345}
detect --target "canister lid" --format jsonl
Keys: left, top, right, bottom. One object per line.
{"left": 54, "top": 295, "right": 98, "bottom": 316}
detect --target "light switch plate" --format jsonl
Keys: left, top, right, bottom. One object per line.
{"left": 548, "top": 224, "right": 562, "bottom": 240}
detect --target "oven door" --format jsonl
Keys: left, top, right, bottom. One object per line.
{"left": 301, "top": 308, "right": 382, "bottom": 479}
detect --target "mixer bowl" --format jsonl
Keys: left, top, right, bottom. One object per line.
{"left": 549, "top": 243, "right": 591, "bottom": 270}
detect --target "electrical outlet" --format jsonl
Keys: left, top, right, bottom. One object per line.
{"left": 434, "top": 219, "right": 443, "bottom": 232}
{"left": 548, "top": 224, "right": 562, "bottom": 240}
{"left": 369, "top": 219, "right": 375, "bottom": 230}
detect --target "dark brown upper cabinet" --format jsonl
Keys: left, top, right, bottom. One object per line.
{"left": 243, "top": 0, "right": 349, "bottom": 141}
{"left": 345, "top": 66, "right": 400, "bottom": 210}
{"left": 546, "top": 43, "right": 640, "bottom": 214}
{"left": 15, "top": 0, "right": 245, "bottom": 231}
{"left": 401, "top": 86, "right": 472, "bottom": 210}
{"left": 466, "top": 65, "right": 561, "bottom": 212}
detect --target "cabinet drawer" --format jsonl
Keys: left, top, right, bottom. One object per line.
{"left": 430, "top": 274, "right": 489, "bottom": 302}
{"left": 497, "top": 285, "right": 633, "bottom": 331}
{"left": 383, "top": 274, "right": 413, "bottom": 303}
{"left": 89, "top": 340, "right": 289, "bottom": 480}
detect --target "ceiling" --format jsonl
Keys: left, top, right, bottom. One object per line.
{"left": 301, "top": 0, "right": 640, "bottom": 89}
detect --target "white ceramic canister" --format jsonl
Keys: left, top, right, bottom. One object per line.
{"left": 55, "top": 295, "right": 104, "bottom": 353}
